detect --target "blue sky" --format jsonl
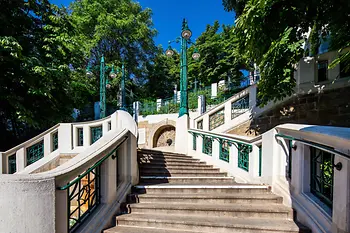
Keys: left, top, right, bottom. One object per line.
{"left": 51, "top": 0, "right": 235, "bottom": 49}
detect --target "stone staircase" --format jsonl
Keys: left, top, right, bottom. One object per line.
{"left": 104, "top": 149, "right": 310, "bottom": 233}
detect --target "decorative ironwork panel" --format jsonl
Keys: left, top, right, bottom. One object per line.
{"left": 209, "top": 108, "right": 225, "bottom": 130}
{"left": 52, "top": 131, "right": 58, "bottom": 151}
{"left": 68, "top": 166, "right": 101, "bottom": 233}
{"left": 231, "top": 95, "right": 249, "bottom": 119}
{"left": 108, "top": 121, "right": 111, "bottom": 131}
{"left": 26, "top": 141, "right": 44, "bottom": 165}
{"left": 91, "top": 126, "right": 102, "bottom": 144}
{"left": 238, "top": 144, "right": 250, "bottom": 171}
{"left": 192, "top": 133, "right": 197, "bottom": 151}
{"left": 202, "top": 136, "right": 213, "bottom": 156}
{"left": 8, "top": 154, "right": 16, "bottom": 174}
{"left": 77, "top": 128, "right": 84, "bottom": 146}
{"left": 310, "top": 147, "right": 334, "bottom": 208}
{"left": 220, "top": 140, "right": 230, "bottom": 162}
{"left": 197, "top": 120, "right": 203, "bottom": 130}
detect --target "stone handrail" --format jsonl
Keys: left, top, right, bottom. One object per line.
{"left": 187, "top": 123, "right": 350, "bottom": 233}
{"left": 0, "top": 111, "right": 139, "bottom": 233}
{"left": 0, "top": 110, "right": 137, "bottom": 174}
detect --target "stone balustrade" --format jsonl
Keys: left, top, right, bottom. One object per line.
{"left": 188, "top": 124, "right": 350, "bottom": 233}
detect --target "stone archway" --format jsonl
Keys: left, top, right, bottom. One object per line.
{"left": 148, "top": 119, "right": 176, "bottom": 148}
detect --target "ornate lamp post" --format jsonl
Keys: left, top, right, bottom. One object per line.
{"left": 86, "top": 56, "right": 118, "bottom": 119}
{"left": 166, "top": 19, "right": 200, "bottom": 117}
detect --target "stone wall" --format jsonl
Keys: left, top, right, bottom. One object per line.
{"left": 227, "top": 86, "right": 350, "bottom": 136}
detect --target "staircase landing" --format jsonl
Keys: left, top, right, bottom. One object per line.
{"left": 104, "top": 149, "right": 310, "bottom": 233}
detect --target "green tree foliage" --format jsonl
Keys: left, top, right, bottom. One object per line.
{"left": 70, "top": 0, "right": 158, "bottom": 106}
{"left": 0, "top": 0, "right": 92, "bottom": 150}
{"left": 188, "top": 21, "right": 245, "bottom": 88}
{"left": 223, "top": 0, "right": 350, "bottom": 105}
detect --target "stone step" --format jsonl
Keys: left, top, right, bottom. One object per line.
{"left": 104, "top": 225, "right": 202, "bottom": 233}
{"left": 139, "top": 165, "right": 217, "bottom": 171}
{"left": 125, "top": 202, "right": 292, "bottom": 219}
{"left": 139, "top": 161, "right": 207, "bottom": 167}
{"left": 139, "top": 157, "right": 201, "bottom": 163}
{"left": 128, "top": 193, "right": 283, "bottom": 205}
{"left": 139, "top": 176, "right": 235, "bottom": 184}
{"left": 116, "top": 213, "right": 305, "bottom": 233}
{"left": 140, "top": 171, "right": 227, "bottom": 177}
{"left": 138, "top": 153, "right": 192, "bottom": 159}
{"left": 133, "top": 184, "right": 270, "bottom": 195}
{"left": 138, "top": 149, "right": 186, "bottom": 157}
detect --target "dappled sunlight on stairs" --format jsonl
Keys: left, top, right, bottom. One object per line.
{"left": 104, "top": 149, "right": 310, "bottom": 233}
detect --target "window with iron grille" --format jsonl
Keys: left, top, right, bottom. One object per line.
{"left": 8, "top": 154, "right": 16, "bottom": 174}
{"left": 231, "top": 95, "right": 249, "bottom": 119}
{"left": 238, "top": 144, "right": 250, "bottom": 171}
{"left": 310, "top": 147, "right": 334, "bottom": 208}
{"left": 91, "top": 126, "right": 103, "bottom": 144}
{"left": 26, "top": 141, "right": 44, "bottom": 165}
{"left": 220, "top": 140, "right": 230, "bottom": 162}
{"left": 202, "top": 136, "right": 212, "bottom": 156}
{"left": 192, "top": 134, "right": 197, "bottom": 151}
{"left": 209, "top": 108, "right": 225, "bottom": 130}
{"left": 77, "top": 128, "right": 84, "bottom": 146}
{"left": 52, "top": 131, "right": 58, "bottom": 151}
{"left": 197, "top": 120, "right": 203, "bottom": 130}
{"left": 317, "top": 60, "right": 328, "bottom": 82}
{"left": 108, "top": 121, "right": 112, "bottom": 131}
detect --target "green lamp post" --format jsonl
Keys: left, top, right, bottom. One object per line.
{"left": 86, "top": 56, "right": 117, "bottom": 119}
{"left": 166, "top": 19, "right": 200, "bottom": 117}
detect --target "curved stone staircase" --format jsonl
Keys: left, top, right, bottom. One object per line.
{"left": 104, "top": 149, "right": 310, "bottom": 233}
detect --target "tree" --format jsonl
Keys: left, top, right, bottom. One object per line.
{"left": 0, "top": 0, "right": 92, "bottom": 150}
{"left": 69, "top": 0, "right": 158, "bottom": 106}
{"left": 223, "top": 0, "right": 350, "bottom": 105}
{"left": 188, "top": 21, "right": 245, "bottom": 88}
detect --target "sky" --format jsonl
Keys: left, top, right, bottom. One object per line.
{"left": 50, "top": 0, "right": 235, "bottom": 49}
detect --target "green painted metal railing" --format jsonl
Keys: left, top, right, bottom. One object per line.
{"left": 275, "top": 133, "right": 349, "bottom": 209}
{"left": 91, "top": 126, "right": 103, "bottom": 144}
{"left": 189, "top": 129, "right": 253, "bottom": 171}
{"left": 26, "top": 141, "right": 44, "bottom": 166}
{"left": 58, "top": 136, "right": 128, "bottom": 233}
{"left": 77, "top": 128, "right": 84, "bottom": 146}
{"left": 8, "top": 154, "right": 16, "bottom": 174}
{"left": 52, "top": 131, "right": 58, "bottom": 151}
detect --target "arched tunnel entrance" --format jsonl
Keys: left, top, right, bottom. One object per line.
{"left": 152, "top": 125, "right": 176, "bottom": 148}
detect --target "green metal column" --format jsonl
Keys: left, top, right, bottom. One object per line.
{"left": 179, "top": 19, "right": 189, "bottom": 117}
{"left": 121, "top": 63, "right": 126, "bottom": 110}
{"left": 100, "top": 56, "right": 106, "bottom": 118}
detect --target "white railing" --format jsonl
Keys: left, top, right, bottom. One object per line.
{"left": 0, "top": 110, "right": 137, "bottom": 174}
{"left": 0, "top": 110, "right": 139, "bottom": 233}
{"left": 188, "top": 124, "right": 350, "bottom": 233}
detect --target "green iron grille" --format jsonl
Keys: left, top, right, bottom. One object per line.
{"left": 209, "top": 108, "right": 225, "bottom": 130}
{"left": 192, "top": 133, "right": 197, "bottom": 151}
{"left": 91, "top": 126, "right": 102, "bottom": 144}
{"left": 220, "top": 140, "right": 230, "bottom": 162}
{"left": 231, "top": 94, "right": 249, "bottom": 119}
{"left": 77, "top": 128, "right": 84, "bottom": 146}
{"left": 197, "top": 120, "right": 203, "bottom": 130}
{"left": 310, "top": 147, "right": 334, "bottom": 208}
{"left": 68, "top": 166, "right": 101, "bottom": 233}
{"left": 238, "top": 144, "right": 250, "bottom": 171}
{"left": 202, "top": 136, "right": 213, "bottom": 156}
{"left": 108, "top": 121, "right": 111, "bottom": 131}
{"left": 52, "top": 131, "right": 58, "bottom": 151}
{"left": 8, "top": 154, "right": 16, "bottom": 174}
{"left": 26, "top": 141, "right": 44, "bottom": 165}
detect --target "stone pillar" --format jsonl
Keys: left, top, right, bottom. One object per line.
{"left": 16, "top": 148, "right": 25, "bottom": 172}
{"left": 175, "top": 114, "right": 189, "bottom": 154}
{"left": 211, "top": 83, "right": 218, "bottom": 98}
{"left": 102, "top": 120, "right": 109, "bottom": 135}
{"left": 55, "top": 189, "right": 68, "bottom": 233}
{"left": 332, "top": 155, "right": 350, "bottom": 233}
{"left": 44, "top": 133, "right": 52, "bottom": 156}
{"left": 100, "top": 156, "right": 117, "bottom": 204}
{"left": 0, "top": 152, "right": 4, "bottom": 174}
{"left": 83, "top": 125, "right": 91, "bottom": 147}
{"left": 133, "top": 101, "right": 140, "bottom": 123}
{"left": 198, "top": 95, "right": 206, "bottom": 115}
{"left": 58, "top": 123, "right": 72, "bottom": 153}
{"left": 156, "top": 99, "right": 162, "bottom": 112}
